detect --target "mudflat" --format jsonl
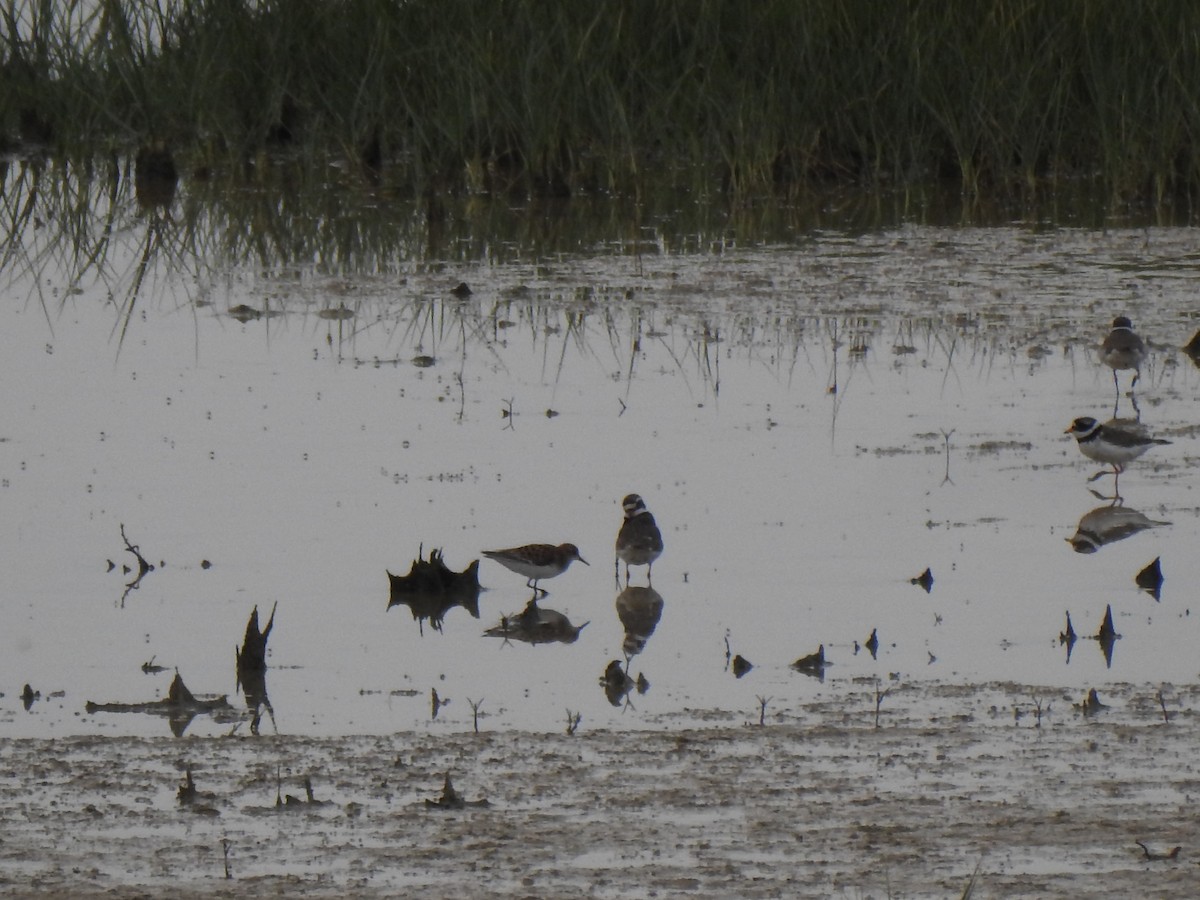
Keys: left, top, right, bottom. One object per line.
{"left": 3, "top": 681, "right": 1196, "bottom": 898}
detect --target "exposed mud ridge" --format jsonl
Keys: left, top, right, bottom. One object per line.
{"left": 2, "top": 681, "right": 1198, "bottom": 898}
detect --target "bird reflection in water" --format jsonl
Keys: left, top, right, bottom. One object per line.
{"left": 615, "top": 585, "right": 664, "bottom": 658}
{"left": 599, "top": 586, "right": 664, "bottom": 707}
{"left": 483, "top": 597, "right": 589, "bottom": 645}
{"left": 1068, "top": 503, "right": 1170, "bottom": 553}
{"left": 600, "top": 660, "right": 649, "bottom": 707}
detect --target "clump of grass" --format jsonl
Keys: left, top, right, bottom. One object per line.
{"left": 3, "top": 0, "right": 1200, "bottom": 205}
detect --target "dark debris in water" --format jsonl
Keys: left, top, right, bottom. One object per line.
{"left": 1135, "top": 557, "right": 1163, "bottom": 601}
{"left": 910, "top": 567, "right": 934, "bottom": 593}
{"left": 792, "top": 644, "right": 828, "bottom": 679}
{"left": 85, "top": 672, "right": 235, "bottom": 737}
{"left": 426, "top": 772, "right": 488, "bottom": 810}
{"left": 387, "top": 548, "right": 481, "bottom": 634}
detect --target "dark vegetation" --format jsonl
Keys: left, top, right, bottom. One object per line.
{"left": 3, "top": 0, "right": 1200, "bottom": 207}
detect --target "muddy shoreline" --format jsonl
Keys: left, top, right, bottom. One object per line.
{"left": 3, "top": 681, "right": 1196, "bottom": 898}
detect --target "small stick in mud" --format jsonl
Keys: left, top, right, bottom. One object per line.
{"left": 468, "top": 698, "right": 484, "bottom": 733}
{"left": 565, "top": 709, "right": 581, "bottom": 735}
{"left": 874, "top": 681, "right": 890, "bottom": 728}
{"left": 756, "top": 695, "right": 770, "bottom": 726}
{"left": 1135, "top": 840, "right": 1180, "bottom": 861}
{"left": 1156, "top": 688, "right": 1171, "bottom": 724}
{"left": 221, "top": 838, "right": 232, "bottom": 879}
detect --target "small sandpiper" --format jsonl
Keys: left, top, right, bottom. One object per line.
{"left": 1065, "top": 416, "right": 1170, "bottom": 478}
{"left": 1099, "top": 316, "right": 1147, "bottom": 391}
{"left": 615, "top": 494, "right": 664, "bottom": 584}
{"left": 482, "top": 543, "right": 588, "bottom": 594}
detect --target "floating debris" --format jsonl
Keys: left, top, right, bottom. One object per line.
{"left": 228, "top": 304, "right": 263, "bottom": 322}
{"left": 1060, "top": 612, "right": 1078, "bottom": 663}
{"left": 1079, "top": 688, "right": 1107, "bottom": 716}
{"left": 316, "top": 305, "right": 354, "bottom": 320}
{"left": 911, "top": 567, "right": 934, "bottom": 593}
{"left": 113, "top": 523, "right": 156, "bottom": 605}
{"left": 865, "top": 628, "right": 880, "bottom": 659}
{"left": 235, "top": 603, "right": 277, "bottom": 735}
{"left": 1183, "top": 329, "right": 1200, "bottom": 363}
{"left": 279, "top": 777, "right": 331, "bottom": 810}
{"left": 86, "top": 672, "right": 235, "bottom": 737}
{"left": 177, "top": 767, "right": 219, "bottom": 815}
{"left": 1096, "top": 605, "right": 1119, "bottom": 669}
{"left": 431, "top": 688, "right": 449, "bottom": 719}
{"left": 1135, "top": 557, "right": 1163, "bottom": 601}
{"left": 792, "top": 645, "right": 829, "bottom": 679}
{"left": 235, "top": 603, "right": 276, "bottom": 679}
{"left": 387, "top": 548, "right": 481, "bottom": 634}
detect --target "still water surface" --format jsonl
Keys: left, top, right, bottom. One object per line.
{"left": 2, "top": 170, "right": 1199, "bottom": 738}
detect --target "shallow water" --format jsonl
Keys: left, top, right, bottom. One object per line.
{"left": 2, "top": 166, "right": 1200, "bottom": 744}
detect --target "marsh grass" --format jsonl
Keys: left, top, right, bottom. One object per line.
{"left": 3, "top": 1, "right": 1200, "bottom": 205}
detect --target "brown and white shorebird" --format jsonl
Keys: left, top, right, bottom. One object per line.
{"left": 615, "top": 494, "right": 664, "bottom": 584}
{"left": 1099, "top": 316, "right": 1147, "bottom": 391}
{"left": 482, "top": 543, "right": 588, "bottom": 594}
{"left": 1065, "top": 416, "right": 1171, "bottom": 480}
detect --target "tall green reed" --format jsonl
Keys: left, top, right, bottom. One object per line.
{"left": 2, "top": 0, "right": 1199, "bottom": 205}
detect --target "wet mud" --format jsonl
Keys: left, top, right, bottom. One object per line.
{"left": 3, "top": 681, "right": 1197, "bottom": 898}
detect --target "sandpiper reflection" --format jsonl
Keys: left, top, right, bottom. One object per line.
{"left": 483, "top": 597, "right": 589, "bottom": 645}
{"left": 1068, "top": 503, "right": 1170, "bottom": 553}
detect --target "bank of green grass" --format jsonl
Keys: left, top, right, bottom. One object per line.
{"left": 3, "top": 0, "right": 1200, "bottom": 204}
